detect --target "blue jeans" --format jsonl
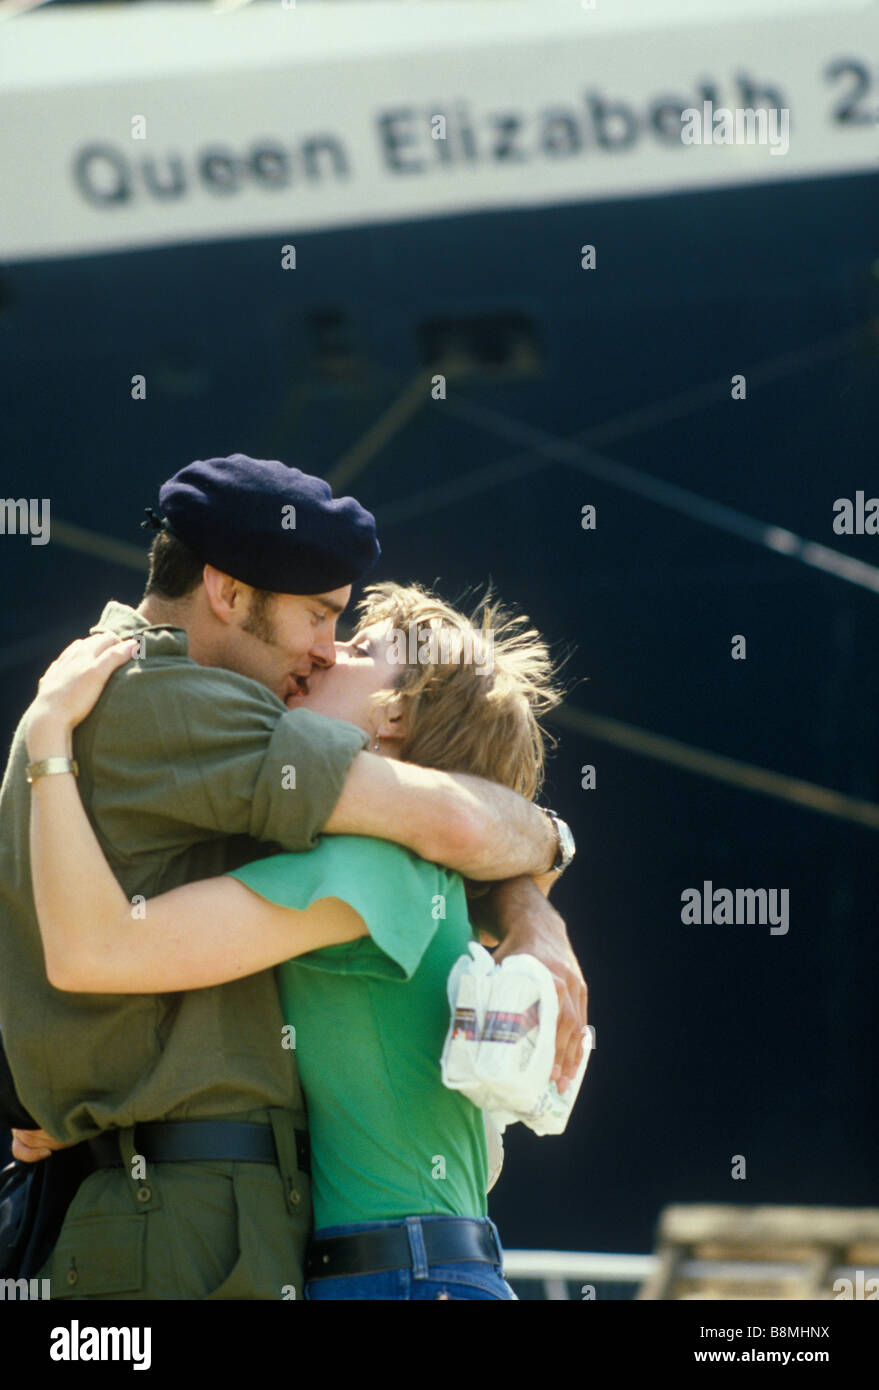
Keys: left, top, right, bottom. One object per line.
{"left": 304, "top": 1215, "right": 517, "bottom": 1301}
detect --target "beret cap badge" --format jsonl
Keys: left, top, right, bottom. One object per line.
{"left": 141, "top": 507, "right": 168, "bottom": 533}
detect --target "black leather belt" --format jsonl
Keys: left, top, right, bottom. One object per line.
{"left": 306, "top": 1218, "right": 499, "bottom": 1280}
{"left": 88, "top": 1120, "right": 310, "bottom": 1175}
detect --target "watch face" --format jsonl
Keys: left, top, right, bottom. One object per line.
{"left": 559, "top": 820, "right": 576, "bottom": 865}
{"left": 546, "top": 809, "right": 576, "bottom": 870}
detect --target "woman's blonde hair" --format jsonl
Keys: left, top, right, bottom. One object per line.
{"left": 355, "top": 581, "right": 564, "bottom": 799}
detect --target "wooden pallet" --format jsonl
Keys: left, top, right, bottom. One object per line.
{"left": 638, "top": 1204, "right": 879, "bottom": 1300}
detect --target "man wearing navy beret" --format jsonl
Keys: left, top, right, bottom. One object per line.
{"left": 0, "top": 453, "right": 585, "bottom": 1299}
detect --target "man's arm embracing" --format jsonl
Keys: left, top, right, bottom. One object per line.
{"left": 322, "top": 753, "right": 557, "bottom": 879}
{"left": 88, "top": 655, "right": 586, "bottom": 1084}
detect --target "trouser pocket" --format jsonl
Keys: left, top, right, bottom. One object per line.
{"left": 41, "top": 1160, "right": 311, "bottom": 1300}
{"left": 40, "top": 1165, "right": 239, "bottom": 1300}
{"left": 43, "top": 1212, "right": 146, "bottom": 1299}
{"left": 206, "top": 1159, "right": 311, "bottom": 1301}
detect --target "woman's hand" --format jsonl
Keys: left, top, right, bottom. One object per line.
{"left": 11, "top": 1127, "right": 72, "bottom": 1163}
{"left": 27, "top": 632, "right": 139, "bottom": 756}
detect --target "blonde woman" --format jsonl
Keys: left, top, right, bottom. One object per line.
{"left": 26, "top": 583, "right": 575, "bottom": 1301}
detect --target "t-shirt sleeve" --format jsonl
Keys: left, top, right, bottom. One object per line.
{"left": 227, "top": 837, "right": 460, "bottom": 980}
{"left": 86, "top": 661, "right": 369, "bottom": 854}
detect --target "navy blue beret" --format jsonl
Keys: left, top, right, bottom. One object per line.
{"left": 153, "top": 453, "right": 379, "bottom": 594}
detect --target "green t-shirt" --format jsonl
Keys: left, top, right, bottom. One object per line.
{"left": 228, "top": 837, "right": 489, "bottom": 1230}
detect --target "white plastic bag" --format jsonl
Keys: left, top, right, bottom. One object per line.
{"left": 440, "top": 944, "right": 592, "bottom": 1136}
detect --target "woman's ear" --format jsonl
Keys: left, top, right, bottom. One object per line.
{"left": 374, "top": 695, "right": 409, "bottom": 747}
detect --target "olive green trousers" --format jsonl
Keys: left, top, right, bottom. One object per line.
{"left": 38, "top": 1109, "right": 311, "bottom": 1301}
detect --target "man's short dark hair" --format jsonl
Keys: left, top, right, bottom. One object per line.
{"left": 143, "top": 529, "right": 205, "bottom": 600}
{"left": 143, "top": 532, "right": 279, "bottom": 638}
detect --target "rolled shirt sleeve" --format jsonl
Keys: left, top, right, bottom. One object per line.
{"left": 80, "top": 660, "right": 369, "bottom": 859}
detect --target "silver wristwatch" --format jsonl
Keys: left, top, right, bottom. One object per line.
{"left": 543, "top": 808, "right": 576, "bottom": 872}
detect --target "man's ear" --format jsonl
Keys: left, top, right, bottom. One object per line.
{"left": 202, "top": 566, "right": 246, "bottom": 626}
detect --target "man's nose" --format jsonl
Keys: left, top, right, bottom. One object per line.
{"left": 310, "top": 634, "right": 339, "bottom": 669}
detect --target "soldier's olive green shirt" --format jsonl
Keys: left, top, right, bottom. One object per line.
{"left": 0, "top": 601, "right": 368, "bottom": 1143}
